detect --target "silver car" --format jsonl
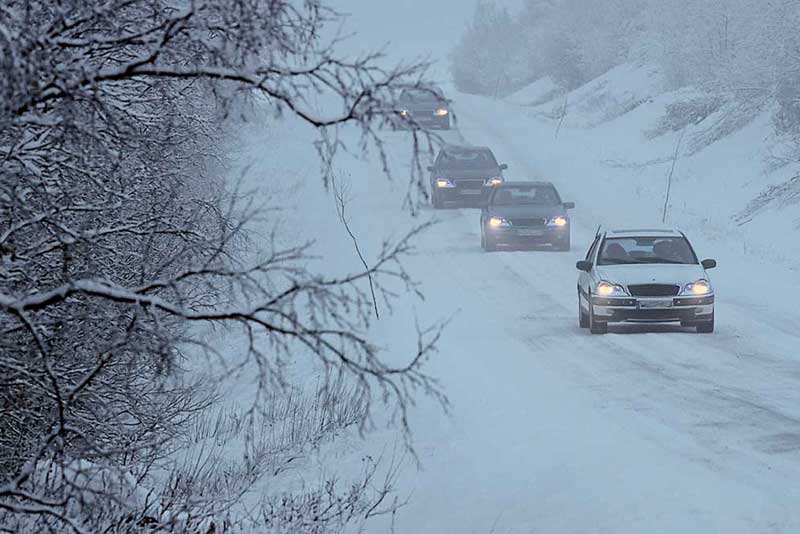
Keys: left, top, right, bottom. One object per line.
{"left": 576, "top": 229, "right": 717, "bottom": 334}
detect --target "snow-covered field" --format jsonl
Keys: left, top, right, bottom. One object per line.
{"left": 221, "top": 4, "right": 800, "bottom": 533}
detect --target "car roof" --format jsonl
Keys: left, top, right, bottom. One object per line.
{"left": 441, "top": 144, "right": 493, "bottom": 154}
{"left": 499, "top": 180, "right": 554, "bottom": 187}
{"left": 401, "top": 86, "right": 445, "bottom": 97}
{"left": 605, "top": 228, "right": 684, "bottom": 238}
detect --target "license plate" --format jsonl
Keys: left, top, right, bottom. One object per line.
{"left": 459, "top": 189, "right": 482, "bottom": 195}
{"left": 517, "top": 229, "right": 544, "bottom": 237}
{"left": 639, "top": 299, "right": 673, "bottom": 309}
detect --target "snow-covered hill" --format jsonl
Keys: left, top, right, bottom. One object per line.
{"left": 504, "top": 63, "right": 800, "bottom": 265}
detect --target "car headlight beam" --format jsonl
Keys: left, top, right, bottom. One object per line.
{"left": 682, "top": 279, "right": 712, "bottom": 296}
{"left": 488, "top": 217, "right": 511, "bottom": 228}
{"left": 547, "top": 216, "right": 568, "bottom": 227}
{"left": 485, "top": 177, "right": 503, "bottom": 187}
{"left": 595, "top": 281, "right": 627, "bottom": 297}
{"left": 436, "top": 179, "right": 455, "bottom": 189}
{"left": 434, "top": 108, "right": 449, "bottom": 116}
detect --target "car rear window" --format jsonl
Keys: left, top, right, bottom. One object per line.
{"left": 597, "top": 237, "right": 698, "bottom": 265}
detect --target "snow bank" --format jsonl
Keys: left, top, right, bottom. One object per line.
{"left": 536, "top": 63, "right": 665, "bottom": 128}
{"left": 505, "top": 76, "right": 562, "bottom": 107}
{"left": 461, "top": 61, "right": 800, "bottom": 265}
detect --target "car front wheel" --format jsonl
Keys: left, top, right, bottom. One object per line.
{"left": 578, "top": 291, "right": 589, "bottom": 328}
{"left": 483, "top": 228, "right": 498, "bottom": 252}
{"left": 588, "top": 292, "right": 608, "bottom": 335}
{"left": 432, "top": 187, "right": 443, "bottom": 209}
{"left": 696, "top": 313, "right": 715, "bottom": 334}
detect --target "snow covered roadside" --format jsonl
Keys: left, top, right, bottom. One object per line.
{"left": 178, "top": 63, "right": 800, "bottom": 533}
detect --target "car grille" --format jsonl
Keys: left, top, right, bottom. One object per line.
{"left": 627, "top": 284, "right": 680, "bottom": 297}
{"left": 627, "top": 309, "right": 682, "bottom": 321}
{"left": 454, "top": 180, "right": 485, "bottom": 189}
{"left": 509, "top": 217, "right": 546, "bottom": 227}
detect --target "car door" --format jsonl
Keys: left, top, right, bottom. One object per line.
{"left": 579, "top": 235, "right": 601, "bottom": 305}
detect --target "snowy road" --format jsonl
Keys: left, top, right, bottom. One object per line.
{"left": 238, "top": 61, "right": 800, "bottom": 531}
{"left": 328, "top": 94, "right": 800, "bottom": 533}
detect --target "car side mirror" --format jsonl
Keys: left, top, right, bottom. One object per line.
{"left": 563, "top": 202, "right": 575, "bottom": 210}
{"left": 427, "top": 166, "right": 434, "bottom": 172}
{"left": 701, "top": 259, "right": 717, "bottom": 270}
{"left": 499, "top": 163, "right": 508, "bottom": 171}
{"left": 576, "top": 260, "right": 593, "bottom": 272}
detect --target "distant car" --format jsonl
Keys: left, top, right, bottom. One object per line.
{"left": 480, "top": 181, "right": 574, "bottom": 251}
{"left": 397, "top": 86, "right": 451, "bottom": 130}
{"left": 428, "top": 145, "right": 507, "bottom": 208}
{"left": 576, "top": 229, "right": 717, "bottom": 334}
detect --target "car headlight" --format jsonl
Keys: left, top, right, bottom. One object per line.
{"left": 547, "top": 216, "right": 568, "bottom": 227}
{"left": 436, "top": 178, "right": 455, "bottom": 189}
{"left": 488, "top": 216, "right": 511, "bottom": 228}
{"left": 399, "top": 109, "right": 409, "bottom": 117}
{"left": 484, "top": 177, "right": 503, "bottom": 187}
{"left": 682, "top": 279, "right": 712, "bottom": 296}
{"left": 595, "top": 281, "right": 627, "bottom": 297}
{"left": 434, "top": 108, "right": 449, "bottom": 116}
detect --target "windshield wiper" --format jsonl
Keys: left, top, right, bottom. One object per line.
{"left": 598, "top": 259, "right": 639, "bottom": 265}
{"left": 633, "top": 257, "right": 688, "bottom": 264}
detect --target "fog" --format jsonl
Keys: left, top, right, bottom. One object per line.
{"left": 3, "top": 1, "right": 800, "bottom": 533}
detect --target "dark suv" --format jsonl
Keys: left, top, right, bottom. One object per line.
{"left": 480, "top": 181, "right": 574, "bottom": 251}
{"left": 428, "top": 145, "right": 508, "bottom": 208}
{"left": 397, "top": 86, "right": 451, "bottom": 130}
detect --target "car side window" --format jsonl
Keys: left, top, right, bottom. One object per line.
{"left": 549, "top": 186, "right": 562, "bottom": 204}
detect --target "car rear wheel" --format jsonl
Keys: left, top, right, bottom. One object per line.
{"left": 696, "top": 313, "right": 715, "bottom": 334}
{"left": 588, "top": 292, "right": 608, "bottom": 335}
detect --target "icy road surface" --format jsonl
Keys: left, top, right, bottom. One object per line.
{"left": 238, "top": 4, "right": 800, "bottom": 525}
{"left": 261, "top": 89, "right": 800, "bottom": 533}
{"left": 371, "top": 97, "right": 800, "bottom": 534}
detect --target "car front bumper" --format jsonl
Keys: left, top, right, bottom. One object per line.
{"left": 487, "top": 225, "right": 569, "bottom": 245}
{"left": 592, "top": 295, "right": 715, "bottom": 323}
{"left": 400, "top": 113, "right": 450, "bottom": 129}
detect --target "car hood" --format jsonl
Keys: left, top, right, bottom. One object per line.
{"left": 443, "top": 168, "right": 501, "bottom": 180}
{"left": 489, "top": 204, "right": 564, "bottom": 218}
{"left": 594, "top": 263, "right": 708, "bottom": 286}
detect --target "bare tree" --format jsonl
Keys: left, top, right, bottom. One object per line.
{"left": 0, "top": 1, "right": 444, "bottom": 531}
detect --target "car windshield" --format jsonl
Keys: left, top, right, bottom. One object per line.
{"left": 492, "top": 185, "right": 560, "bottom": 206}
{"left": 440, "top": 150, "right": 497, "bottom": 169}
{"left": 401, "top": 89, "right": 444, "bottom": 103}
{"left": 597, "top": 236, "right": 698, "bottom": 265}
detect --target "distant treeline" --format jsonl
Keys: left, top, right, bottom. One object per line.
{"left": 452, "top": 0, "right": 800, "bottom": 131}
